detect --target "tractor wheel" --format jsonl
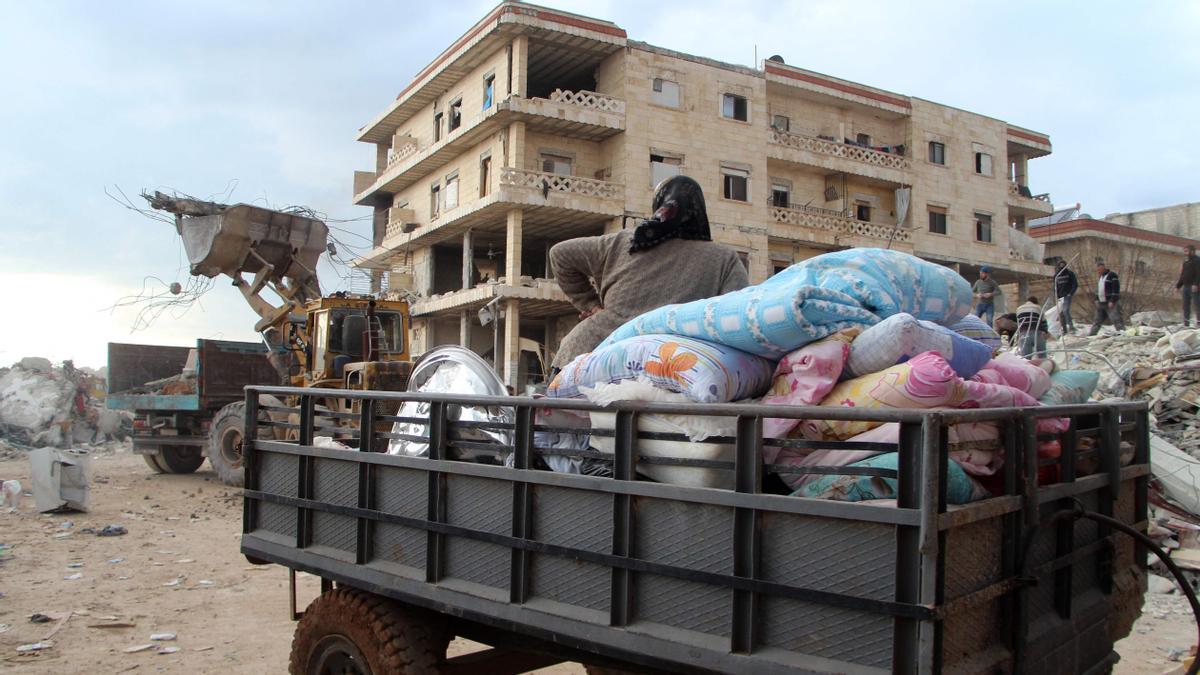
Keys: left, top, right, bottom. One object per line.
{"left": 289, "top": 587, "right": 448, "bottom": 675}
{"left": 142, "top": 452, "right": 166, "bottom": 473}
{"left": 208, "top": 402, "right": 253, "bottom": 487}
{"left": 157, "top": 446, "right": 205, "bottom": 474}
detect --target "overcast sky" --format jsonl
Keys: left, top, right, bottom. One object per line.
{"left": 1, "top": 0, "right": 1196, "bottom": 368}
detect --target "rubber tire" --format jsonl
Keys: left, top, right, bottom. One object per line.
{"left": 289, "top": 587, "right": 448, "bottom": 675}
{"left": 157, "top": 446, "right": 205, "bottom": 474}
{"left": 142, "top": 452, "right": 166, "bottom": 473}
{"left": 208, "top": 402, "right": 252, "bottom": 487}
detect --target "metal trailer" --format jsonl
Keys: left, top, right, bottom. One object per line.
{"left": 239, "top": 385, "right": 1149, "bottom": 674}
{"left": 107, "top": 340, "right": 277, "bottom": 476}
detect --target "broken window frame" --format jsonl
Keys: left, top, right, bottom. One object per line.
{"left": 443, "top": 172, "right": 459, "bottom": 210}
{"left": 771, "top": 114, "right": 790, "bottom": 132}
{"left": 650, "top": 78, "right": 681, "bottom": 107}
{"left": 433, "top": 112, "right": 443, "bottom": 143}
{"left": 430, "top": 182, "right": 442, "bottom": 219}
{"left": 975, "top": 151, "right": 993, "bottom": 177}
{"left": 721, "top": 164, "right": 750, "bottom": 202}
{"left": 448, "top": 97, "right": 463, "bottom": 133}
{"left": 770, "top": 179, "right": 791, "bottom": 208}
{"left": 856, "top": 132, "right": 872, "bottom": 146}
{"left": 975, "top": 212, "right": 993, "bottom": 243}
{"left": 928, "top": 205, "right": 948, "bottom": 235}
{"left": 721, "top": 93, "right": 748, "bottom": 122}
{"left": 479, "top": 154, "right": 492, "bottom": 197}
{"left": 482, "top": 74, "right": 495, "bottom": 110}
{"left": 540, "top": 152, "right": 573, "bottom": 176}
{"left": 928, "top": 141, "right": 945, "bottom": 165}
{"left": 855, "top": 201, "right": 872, "bottom": 223}
{"left": 649, "top": 152, "right": 683, "bottom": 188}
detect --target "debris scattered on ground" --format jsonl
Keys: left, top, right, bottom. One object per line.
{"left": 123, "top": 643, "right": 157, "bottom": 654}
{"left": 2, "top": 479, "right": 21, "bottom": 511}
{"left": 149, "top": 632, "right": 177, "bottom": 641}
{"left": 158, "top": 646, "right": 181, "bottom": 655}
{"left": 63, "top": 572, "right": 82, "bottom": 580}
{"left": 0, "top": 358, "right": 129, "bottom": 451}
{"left": 96, "top": 524, "right": 127, "bottom": 537}
{"left": 88, "top": 622, "right": 135, "bottom": 629}
{"left": 1148, "top": 574, "right": 1177, "bottom": 594}
{"left": 29, "top": 613, "right": 53, "bottom": 624}
{"left": 16, "top": 641, "right": 52, "bottom": 654}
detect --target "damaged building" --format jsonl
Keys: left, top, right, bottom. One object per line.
{"left": 350, "top": 2, "right": 1056, "bottom": 385}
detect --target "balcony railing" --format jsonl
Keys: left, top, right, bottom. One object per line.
{"left": 1008, "top": 181, "right": 1051, "bottom": 203}
{"left": 499, "top": 167, "right": 622, "bottom": 200}
{"left": 546, "top": 89, "right": 626, "bottom": 114}
{"left": 771, "top": 206, "right": 912, "bottom": 243}
{"left": 387, "top": 140, "right": 420, "bottom": 169}
{"left": 770, "top": 129, "right": 911, "bottom": 171}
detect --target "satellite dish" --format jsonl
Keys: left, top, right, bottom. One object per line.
{"left": 768, "top": 55, "right": 785, "bottom": 64}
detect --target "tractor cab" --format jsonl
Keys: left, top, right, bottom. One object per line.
{"left": 304, "top": 296, "right": 412, "bottom": 391}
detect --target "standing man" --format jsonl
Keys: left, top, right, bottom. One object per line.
{"left": 1089, "top": 261, "right": 1126, "bottom": 335}
{"left": 1176, "top": 245, "right": 1200, "bottom": 327}
{"left": 973, "top": 266, "right": 1000, "bottom": 327}
{"left": 1053, "top": 260, "right": 1078, "bottom": 334}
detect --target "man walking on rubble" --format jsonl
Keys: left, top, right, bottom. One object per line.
{"left": 1089, "top": 261, "right": 1126, "bottom": 335}
{"left": 972, "top": 266, "right": 1000, "bottom": 327}
{"left": 1176, "top": 245, "right": 1200, "bottom": 327}
{"left": 1053, "top": 260, "right": 1078, "bottom": 334}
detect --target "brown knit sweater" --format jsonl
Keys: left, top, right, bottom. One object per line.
{"left": 549, "top": 229, "right": 748, "bottom": 368}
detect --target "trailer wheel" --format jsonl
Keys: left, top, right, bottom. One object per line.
{"left": 289, "top": 587, "right": 447, "bottom": 675}
{"left": 156, "top": 446, "right": 205, "bottom": 474}
{"left": 142, "top": 452, "right": 166, "bottom": 473}
{"left": 208, "top": 402, "right": 251, "bottom": 487}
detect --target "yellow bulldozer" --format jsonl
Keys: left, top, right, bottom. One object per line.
{"left": 142, "top": 192, "right": 412, "bottom": 485}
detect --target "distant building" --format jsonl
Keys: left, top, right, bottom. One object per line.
{"left": 1105, "top": 202, "right": 1200, "bottom": 240}
{"left": 1029, "top": 216, "right": 1199, "bottom": 318}
{"left": 350, "top": 2, "right": 1056, "bottom": 384}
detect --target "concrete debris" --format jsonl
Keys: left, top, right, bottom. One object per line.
{"left": 0, "top": 358, "right": 131, "bottom": 451}
{"left": 1148, "top": 574, "right": 1177, "bottom": 594}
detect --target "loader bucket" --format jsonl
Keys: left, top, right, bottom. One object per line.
{"left": 180, "top": 204, "right": 328, "bottom": 284}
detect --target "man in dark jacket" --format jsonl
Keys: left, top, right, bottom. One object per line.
{"left": 1176, "top": 245, "right": 1200, "bottom": 327}
{"left": 1089, "top": 261, "right": 1125, "bottom": 335}
{"left": 1053, "top": 260, "right": 1078, "bottom": 333}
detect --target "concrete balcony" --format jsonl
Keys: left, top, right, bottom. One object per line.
{"left": 767, "top": 129, "right": 910, "bottom": 184}
{"left": 1007, "top": 225, "right": 1045, "bottom": 264}
{"left": 770, "top": 205, "right": 912, "bottom": 250}
{"left": 1006, "top": 181, "right": 1054, "bottom": 217}
{"left": 411, "top": 279, "right": 571, "bottom": 318}
{"left": 383, "top": 168, "right": 623, "bottom": 249}
{"left": 355, "top": 92, "right": 626, "bottom": 205}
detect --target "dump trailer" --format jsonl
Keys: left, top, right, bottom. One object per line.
{"left": 240, "top": 385, "right": 1149, "bottom": 674}
{"left": 106, "top": 340, "right": 278, "bottom": 479}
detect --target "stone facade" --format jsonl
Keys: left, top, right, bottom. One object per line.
{"left": 351, "top": 2, "right": 1056, "bottom": 385}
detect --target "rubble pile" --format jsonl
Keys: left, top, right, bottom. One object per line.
{"left": 0, "top": 358, "right": 130, "bottom": 455}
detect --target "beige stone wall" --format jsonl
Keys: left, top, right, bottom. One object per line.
{"left": 522, "top": 131, "right": 609, "bottom": 180}
{"left": 1106, "top": 202, "right": 1200, "bottom": 239}
{"left": 907, "top": 98, "right": 1014, "bottom": 266}
{"left": 385, "top": 135, "right": 502, "bottom": 226}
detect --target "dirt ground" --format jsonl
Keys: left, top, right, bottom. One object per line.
{"left": 0, "top": 449, "right": 1192, "bottom": 673}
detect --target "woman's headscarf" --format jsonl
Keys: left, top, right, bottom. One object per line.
{"left": 629, "top": 175, "right": 711, "bottom": 253}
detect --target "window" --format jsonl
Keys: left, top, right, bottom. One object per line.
{"left": 928, "top": 205, "right": 948, "bottom": 235}
{"left": 771, "top": 180, "right": 790, "bottom": 208}
{"left": 856, "top": 133, "right": 872, "bottom": 146}
{"left": 482, "top": 75, "right": 495, "bottom": 110}
{"left": 430, "top": 183, "right": 441, "bottom": 218}
{"left": 479, "top": 155, "right": 491, "bottom": 197}
{"left": 721, "top": 165, "right": 749, "bottom": 201}
{"left": 855, "top": 201, "right": 872, "bottom": 222}
{"left": 927, "top": 141, "right": 945, "bottom": 165}
{"left": 433, "top": 112, "right": 443, "bottom": 142}
{"left": 1135, "top": 260, "right": 1148, "bottom": 275}
{"left": 649, "top": 153, "right": 682, "bottom": 187}
{"left": 448, "top": 98, "right": 462, "bottom": 132}
{"left": 651, "top": 78, "right": 680, "bottom": 107}
{"left": 443, "top": 172, "right": 459, "bottom": 210}
{"left": 975, "top": 151, "right": 993, "bottom": 176}
{"left": 975, "top": 212, "right": 993, "bottom": 243}
{"left": 540, "top": 152, "right": 572, "bottom": 176}
{"left": 721, "top": 93, "right": 748, "bottom": 121}
{"left": 772, "top": 114, "right": 790, "bottom": 132}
